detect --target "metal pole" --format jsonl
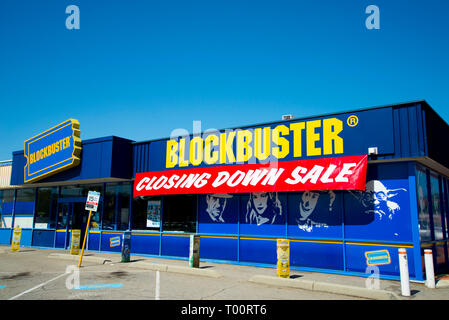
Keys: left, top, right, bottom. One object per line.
{"left": 398, "top": 248, "right": 411, "bottom": 296}
{"left": 77, "top": 210, "right": 93, "bottom": 268}
{"left": 424, "top": 249, "right": 435, "bottom": 288}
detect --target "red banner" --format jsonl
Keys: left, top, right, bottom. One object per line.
{"left": 133, "top": 155, "right": 367, "bottom": 197}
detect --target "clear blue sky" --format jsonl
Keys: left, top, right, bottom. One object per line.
{"left": 1, "top": 0, "right": 448, "bottom": 160}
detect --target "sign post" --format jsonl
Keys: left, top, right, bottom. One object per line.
{"left": 78, "top": 191, "right": 100, "bottom": 268}
{"left": 11, "top": 228, "right": 22, "bottom": 252}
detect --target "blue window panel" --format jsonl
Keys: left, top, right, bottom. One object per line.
{"left": 239, "top": 239, "right": 277, "bottom": 265}
{"left": 20, "top": 229, "right": 32, "bottom": 246}
{"left": 200, "top": 237, "right": 238, "bottom": 261}
{"left": 287, "top": 191, "right": 343, "bottom": 239}
{"left": 0, "top": 229, "right": 12, "bottom": 245}
{"left": 131, "top": 234, "right": 160, "bottom": 255}
{"left": 239, "top": 193, "right": 287, "bottom": 237}
{"left": 55, "top": 232, "right": 66, "bottom": 248}
{"left": 161, "top": 235, "right": 190, "bottom": 258}
{"left": 290, "top": 241, "right": 344, "bottom": 270}
{"left": 32, "top": 230, "right": 55, "bottom": 247}
{"left": 14, "top": 202, "right": 34, "bottom": 215}
{"left": 197, "top": 194, "right": 238, "bottom": 234}
{"left": 345, "top": 244, "right": 416, "bottom": 279}
{"left": 344, "top": 163, "right": 413, "bottom": 242}
{"left": 1, "top": 203, "right": 14, "bottom": 215}
{"left": 87, "top": 232, "right": 100, "bottom": 251}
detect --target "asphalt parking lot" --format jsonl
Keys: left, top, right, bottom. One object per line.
{"left": 1, "top": 246, "right": 449, "bottom": 307}
{"left": 0, "top": 247, "right": 362, "bottom": 301}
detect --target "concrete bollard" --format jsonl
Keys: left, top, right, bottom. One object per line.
{"left": 276, "top": 239, "right": 290, "bottom": 278}
{"left": 189, "top": 235, "right": 200, "bottom": 268}
{"left": 398, "top": 248, "right": 410, "bottom": 297}
{"left": 424, "top": 249, "right": 435, "bottom": 288}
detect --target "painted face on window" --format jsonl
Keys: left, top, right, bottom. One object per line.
{"left": 252, "top": 192, "right": 269, "bottom": 215}
{"left": 206, "top": 194, "right": 233, "bottom": 222}
{"left": 299, "top": 191, "right": 320, "bottom": 220}
{"left": 361, "top": 180, "right": 406, "bottom": 220}
{"left": 206, "top": 196, "right": 227, "bottom": 217}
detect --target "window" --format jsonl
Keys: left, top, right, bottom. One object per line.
{"left": 35, "top": 187, "right": 58, "bottom": 229}
{"left": 0, "top": 190, "right": 14, "bottom": 228}
{"left": 430, "top": 174, "right": 443, "bottom": 240}
{"left": 14, "top": 188, "right": 35, "bottom": 228}
{"left": 163, "top": 195, "right": 196, "bottom": 233}
{"left": 60, "top": 184, "right": 103, "bottom": 198}
{"left": 416, "top": 168, "right": 431, "bottom": 241}
{"left": 132, "top": 196, "right": 161, "bottom": 231}
{"left": 104, "top": 183, "right": 131, "bottom": 230}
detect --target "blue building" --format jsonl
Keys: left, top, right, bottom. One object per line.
{"left": 1, "top": 100, "right": 448, "bottom": 282}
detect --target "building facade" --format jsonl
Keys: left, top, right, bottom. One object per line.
{"left": 1, "top": 100, "right": 448, "bottom": 282}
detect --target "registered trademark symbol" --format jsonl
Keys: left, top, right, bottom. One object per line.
{"left": 347, "top": 115, "right": 359, "bottom": 127}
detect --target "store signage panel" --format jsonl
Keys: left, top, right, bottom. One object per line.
{"left": 156, "top": 108, "right": 393, "bottom": 172}
{"left": 24, "top": 119, "right": 82, "bottom": 183}
{"left": 134, "top": 155, "right": 367, "bottom": 197}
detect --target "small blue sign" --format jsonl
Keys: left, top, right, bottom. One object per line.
{"left": 365, "top": 250, "right": 391, "bottom": 266}
{"left": 24, "top": 119, "right": 81, "bottom": 183}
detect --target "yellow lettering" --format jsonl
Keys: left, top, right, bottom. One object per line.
{"left": 189, "top": 137, "right": 203, "bottom": 166}
{"left": 254, "top": 127, "right": 270, "bottom": 160}
{"left": 306, "top": 120, "right": 321, "bottom": 156}
{"left": 166, "top": 140, "right": 178, "bottom": 168}
{"left": 323, "top": 118, "right": 343, "bottom": 155}
{"left": 204, "top": 135, "right": 219, "bottom": 165}
{"left": 236, "top": 130, "right": 253, "bottom": 162}
{"left": 220, "top": 131, "right": 236, "bottom": 164}
{"left": 178, "top": 138, "right": 189, "bottom": 167}
{"left": 290, "top": 122, "right": 305, "bottom": 157}
{"left": 272, "top": 125, "right": 289, "bottom": 159}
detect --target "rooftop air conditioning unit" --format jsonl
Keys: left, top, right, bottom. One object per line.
{"left": 282, "top": 114, "right": 294, "bottom": 120}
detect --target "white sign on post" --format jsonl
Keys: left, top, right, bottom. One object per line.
{"left": 85, "top": 191, "right": 100, "bottom": 212}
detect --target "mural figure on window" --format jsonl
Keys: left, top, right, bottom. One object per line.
{"left": 296, "top": 190, "right": 336, "bottom": 232}
{"left": 245, "top": 192, "right": 282, "bottom": 226}
{"left": 349, "top": 180, "right": 407, "bottom": 220}
{"left": 205, "top": 193, "right": 233, "bottom": 223}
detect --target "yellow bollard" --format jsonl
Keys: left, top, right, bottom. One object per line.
{"left": 11, "top": 228, "right": 22, "bottom": 252}
{"left": 70, "top": 229, "right": 81, "bottom": 255}
{"left": 276, "top": 239, "right": 290, "bottom": 278}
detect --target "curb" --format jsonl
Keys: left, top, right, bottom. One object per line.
{"left": 48, "top": 253, "right": 112, "bottom": 265}
{"left": 126, "top": 261, "right": 222, "bottom": 278}
{"left": 249, "top": 275, "right": 401, "bottom": 300}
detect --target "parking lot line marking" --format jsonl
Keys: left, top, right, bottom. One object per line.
{"left": 8, "top": 273, "right": 66, "bottom": 300}
{"left": 74, "top": 283, "right": 123, "bottom": 290}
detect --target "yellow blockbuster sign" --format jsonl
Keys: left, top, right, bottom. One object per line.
{"left": 166, "top": 118, "right": 344, "bottom": 168}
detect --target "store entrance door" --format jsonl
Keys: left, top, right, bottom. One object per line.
{"left": 69, "top": 202, "right": 88, "bottom": 249}
{"left": 58, "top": 199, "right": 89, "bottom": 249}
